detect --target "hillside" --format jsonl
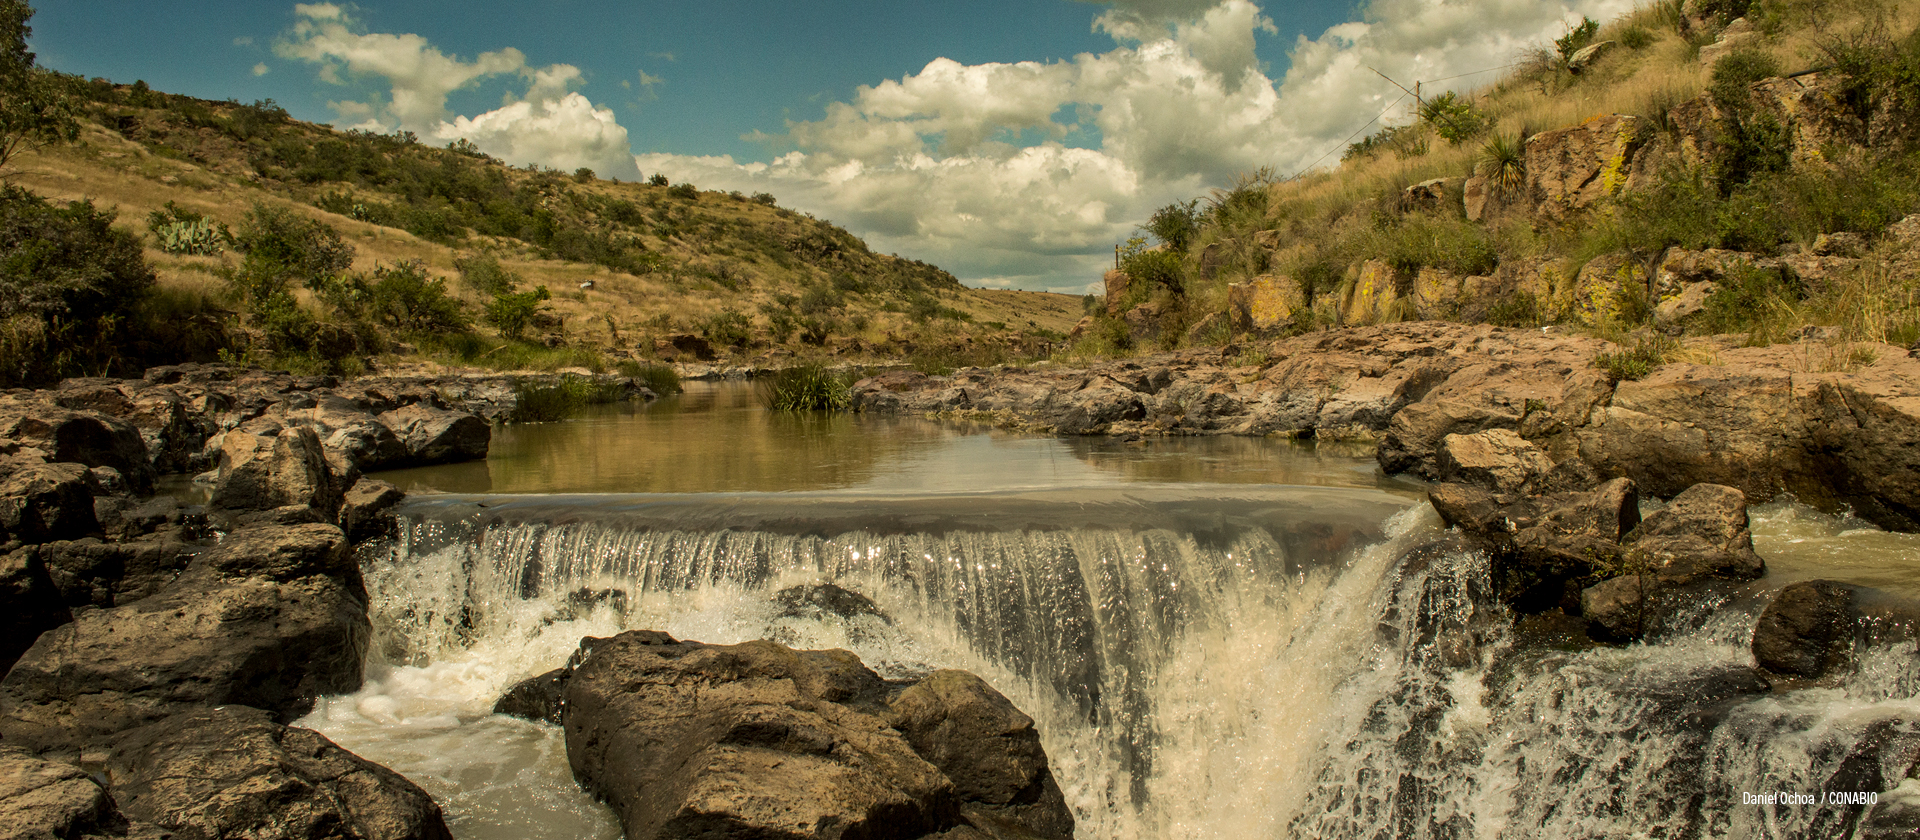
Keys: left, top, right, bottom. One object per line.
{"left": 1, "top": 77, "right": 1079, "bottom": 385}
{"left": 1080, "top": 0, "right": 1920, "bottom": 374}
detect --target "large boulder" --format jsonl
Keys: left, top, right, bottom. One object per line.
{"left": 340, "top": 478, "right": 406, "bottom": 543}
{"left": 36, "top": 535, "right": 195, "bottom": 609}
{"left": 0, "top": 746, "right": 137, "bottom": 839}
{"left": 1524, "top": 115, "right": 1653, "bottom": 219}
{"left": 1583, "top": 483, "right": 1769, "bottom": 640}
{"left": 0, "top": 462, "right": 102, "bottom": 546}
{"left": 1752, "top": 579, "right": 1857, "bottom": 679}
{"left": 1378, "top": 400, "right": 1520, "bottom": 477}
{"left": 0, "top": 523, "right": 368, "bottom": 753}
{"left": 0, "top": 548, "right": 72, "bottom": 674}
{"left": 888, "top": 670, "right": 1074, "bottom": 840}
{"left": 1436, "top": 428, "right": 1556, "bottom": 494}
{"left": 210, "top": 425, "right": 343, "bottom": 515}
{"left": 1431, "top": 478, "right": 1640, "bottom": 612}
{"left": 559, "top": 630, "right": 1072, "bottom": 840}
{"left": 106, "top": 706, "right": 452, "bottom": 840}
{"left": 0, "top": 402, "right": 154, "bottom": 494}
{"left": 377, "top": 405, "right": 491, "bottom": 466}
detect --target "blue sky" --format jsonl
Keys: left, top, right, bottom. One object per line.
{"left": 31, "top": 0, "right": 1636, "bottom": 292}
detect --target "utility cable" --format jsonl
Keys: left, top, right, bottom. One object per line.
{"left": 1288, "top": 91, "right": 1408, "bottom": 181}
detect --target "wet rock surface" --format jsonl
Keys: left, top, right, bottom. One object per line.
{"left": 1753, "top": 579, "right": 1859, "bottom": 679}
{"left": 532, "top": 628, "right": 1073, "bottom": 840}
{"left": 107, "top": 706, "right": 453, "bottom": 840}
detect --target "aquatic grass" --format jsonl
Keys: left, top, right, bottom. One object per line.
{"left": 509, "top": 374, "right": 628, "bottom": 423}
{"left": 759, "top": 362, "right": 854, "bottom": 412}
{"left": 617, "top": 359, "right": 682, "bottom": 395}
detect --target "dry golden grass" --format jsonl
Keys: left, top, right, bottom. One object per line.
{"left": 10, "top": 119, "right": 1080, "bottom": 364}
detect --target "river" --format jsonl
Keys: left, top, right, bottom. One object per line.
{"left": 296, "top": 380, "right": 1920, "bottom": 839}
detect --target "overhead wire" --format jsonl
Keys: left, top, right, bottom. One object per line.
{"left": 1285, "top": 60, "right": 1528, "bottom": 181}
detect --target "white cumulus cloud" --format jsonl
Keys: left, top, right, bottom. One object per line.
{"left": 276, "top": 4, "right": 639, "bottom": 179}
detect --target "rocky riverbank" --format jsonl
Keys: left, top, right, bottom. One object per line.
{"left": 852, "top": 322, "right": 1920, "bottom": 532}
{"left": 0, "top": 363, "right": 1081, "bottom": 840}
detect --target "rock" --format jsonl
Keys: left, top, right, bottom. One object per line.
{"left": 37, "top": 535, "right": 194, "bottom": 609}
{"left": 1185, "top": 310, "right": 1231, "bottom": 346}
{"left": 1655, "top": 280, "right": 1716, "bottom": 328}
{"left": 378, "top": 405, "right": 491, "bottom": 467}
{"left": 1067, "top": 316, "right": 1092, "bottom": 340}
{"left": 888, "top": 670, "right": 1075, "bottom": 840}
{"left": 1402, "top": 177, "right": 1461, "bottom": 212}
{"left": 0, "top": 462, "right": 100, "bottom": 545}
{"left": 107, "top": 706, "right": 452, "bottom": 840}
{"left": 0, "top": 402, "right": 154, "bottom": 494}
{"left": 775, "top": 583, "right": 890, "bottom": 623}
{"left": 1123, "top": 300, "right": 1165, "bottom": 345}
{"left": 1698, "top": 19, "right": 1760, "bottom": 65}
{"left": 562, "top": 630, "right": 959, "bottom": 840}
{"left": 1572, "top": 252, "right": 1650, "bottom": 326}
{"left": 1566, "top": 39, "right": 1616, "bottom": 74}
{"left": 1378, "top": 400, "right": 1520, "bottom": 477}
{"left": 0, "top": 523, "right": 368, "bottom": 753}
{"left": 1342, "top": 259, "right": 1401, "bottom": 325}
{"left": 1525, "top": 115, "right": 1653, "bottom": 219}
{"left": 0, "top": 746, "right": 133, "bottom": 839}
{"left": 1412, "top": 268, "right": 1461, "bottom": 320}
{"left": 1102, "top": 269, "right": 1132, "bottom": 317}
{"left": 1625, "top": 483, "right": 1766, "bottom": 585}
{"left": 1812, "top": 231, "right": 1869, "bottom": 258}
{"left": 1463, "top": 175, "right": 1493, "bottom": 222}
{"left": 0, "top": 548, "right": 71, "bottom": 673}
{"left": 1433, "top": 478, "right": 1640, "bottom": 612}
{"left": 210, "top": 426, "right": 342, "bottom": 515}
{"left": 1753, "top": 579, "right": 1857, "bottom": 679}
{"left": 299, "top": 401, "right": 410, "bottom": 474}
{"left": 1436, "top": 428, "right": 1555, "bottom": 494}
{"left": 1052, "top": 380, "right": 1147, "bottom": 435}
{"left": 340, "top": 478, "right": 406, "bottom": 543}
{"left": 1229, "top": 273, "right": 1305, "bottom": 333}
{"left": 653, "top": 334, "right": 717, "bottom": 362}
{"left": 493, "top": 667, "right": 569, "bottom": 725}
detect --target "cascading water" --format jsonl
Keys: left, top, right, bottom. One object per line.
{"left": 299, "top": 485, "right": 1920, "bottom": 840}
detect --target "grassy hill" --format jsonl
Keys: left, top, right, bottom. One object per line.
{"left": 1079, "top": 0, "right": 1920, "bottom": 370}
{"left": 1, "top": 76, "right": 1079, "bottom": 385}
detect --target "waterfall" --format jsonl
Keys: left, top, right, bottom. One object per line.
{"left": 301, "top": 488, "right": 1920, "bottom": 840}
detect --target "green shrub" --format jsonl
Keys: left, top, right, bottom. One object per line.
{"left": 760, "top": 362, "right": 853, "bottom": 411}
{"left": 486, "top": 285, "right": 551, "bottom": 341}
{"left": 1700, "top": 261, "right": 1801, "bottom": 340}
{"left": 1144, "top": 199, "right": 1202, "bottom": 252}
{"left": 454, "top": 251, "right": 519, "bottom": 296}
{"left": 1620, "top": 24, "right": 1655, "bottom": 50}
{"left": 231, "top": 202, "right": 353, "bottom": 305}
{"left": 1592, "top": 334, "right": 1675, "bottom": 382}
{"left": 1486, "top": 290, "right": 1545, "bottom": 327}
{"left": 1555, "top": 17, "right": 1601, "bottom": 64}
{"left": 1419, "top": 92, "right": 1488, "bottom": 145}
{"left": 365, "top": 260, "right": 468, "bottom": 334}
{"left": 616, "top": 360, "right": 681, "bottom": 395}
{"left": 0, "top": 185, "right": 154, "bottom": 325}
{"left": 700, "top": 308, "right": 752, "bottom": 348}
{"left": 1119, "top": 247, "right": 1186, "bottom": 296}
{"left": 1477, "top": 133, "right": 1527, "bottom": 196}
{"left": 668, "top": 182, "right": 698, "bottom": 200}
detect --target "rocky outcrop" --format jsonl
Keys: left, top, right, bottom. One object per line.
{"left": 0, "top": 746, "right": 143, "bottom": 840}
{"left": 377, "top": 404, "right": 491, "bottom": 467}
{"left": 528, "top": 629, "right": 1072, "bottom": 840}
{"left": 0, "top": 462, "right": 101, "bottom": 546}
{"left": 1752, "top": 579, "right": 1857, "bottom": 679}
{"left": 340, "top": 477, "right": 406, "bottom": 542}
{"left": 852, "top": 322, "right": 1920, "bottom": 532}
{"left": 210, "top": 424, "right": 345, "bottom": 515}
{"left": 1436, "top": 428, "right": 1556, "bottom": 495}
{"left": 106, "top": 706, "right": 452, "bottom": 840}
{"left": 0, "top": 548, "right": 72, "bottom": 673}
{"left": 0, "top": 523, "right": 368, "bottom": 753}
{"left": 1525, "top": 115, "right": 1654, "bottom": 219}
{"left": 1580, "top": 483, "right": 1767, "bottom": 640}
{"left": 1431, "top": 477, "right": 1640, "bottom": 613}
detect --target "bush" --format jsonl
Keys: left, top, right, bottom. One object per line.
{"left": 1555, "top": 17, "right": 1601, "bottom": 64}
{"left": 0, "top": 185, "right": 154, "bottom": 325}
{"left": 510, "top": 375, "right": 626, "bottom": 422}
{"left": 1419, "top": 92, "right": 1488, "bottom": 145}
{"left": 1592, "top": 333, "right": 1675, "bottom": 382}
{"left": 668, "top": 182, "right": 698, "bottom": 200}
{"left": 231, "top": 202, "right": 353, "bottom": 304}
{"left": 1700, "top": 261, "right": 1800, "bottom": 339}
{"left": 1486, "top": 290, "right": 1544, "bottom": 328}
{"left": 486, "top": 285, "right": 551, "bottom": 341}
{"left": 759, "top": 362, "right": 853, "bottom": 411}
{"left": 365, "top": 260, "right": 468, "bottom": 334}
{"left": 616, "top": 360, "right": 681, "bottom": 395}
{"left": 454, "top": 251, "right": 519, "bottom": 296}
{"left": 1144, "top": 199, "right": 1202, "bottom": 252}
{"left": 1476, "top": 133, "right": 1526, "bottom": 196}
{"left": 700, "top": 308, "right": 752, "bottom": 348}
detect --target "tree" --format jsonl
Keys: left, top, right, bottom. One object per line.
{"left": 0, "top": 1, "right": 78, "bottom": 176}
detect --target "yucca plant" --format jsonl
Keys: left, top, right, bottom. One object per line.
{"left": 1477, "top": 133, "right": 1527, "bottom": 196}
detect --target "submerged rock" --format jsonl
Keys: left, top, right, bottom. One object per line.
{"left": 1753, "top": 579, "right": 1858, "bottom": 679}
{"left": 1431, "top": 477, "right": 1640, "bottom": 613}
{"left": 775, "top": 582, "right": 891, "bottom": 623}
{"left": 1582, "top": 484, "right": 1768, "bottom": 641}
{"left": 107, "top": 706, "right": 452, "bottom": 840}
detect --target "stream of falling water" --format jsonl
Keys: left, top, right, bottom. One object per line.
{"left": 298, "top": 491, "right": 1920, "bottom": 840}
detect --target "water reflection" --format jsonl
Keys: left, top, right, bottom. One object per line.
{"left": 374, "top": 380, "right": 1423, "bottom": 497}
